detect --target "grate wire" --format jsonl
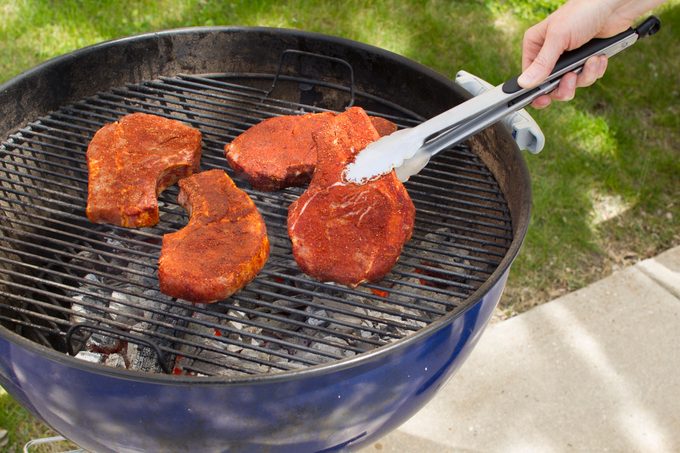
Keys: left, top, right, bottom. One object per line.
{"left": 0, "top": 73, "right": 513, "bottom": 377}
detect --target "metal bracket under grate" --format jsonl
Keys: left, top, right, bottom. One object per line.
{"left": 0, "top": 72, "right": 512, "bottom": 378}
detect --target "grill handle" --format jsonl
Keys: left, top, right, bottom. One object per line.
{"left": 266, "top": 49, "right": 356, "bottom": 107}
{"left": 455, "top": 70, "right": 544, "bottom": 154}
{"left": 65, "top": 323, "right": 172, "bottom": 374}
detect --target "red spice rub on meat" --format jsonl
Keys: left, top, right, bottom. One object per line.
{"left": 159, "top": 169, "right": 269, "bottom": 303}
{"left": 86, "top": 112, "right": 202, "bottom": 228}
{"left": 225, "top": 112, "right": 334, "bottom": 191}
{"left": 225, "top": 112, "right": 396, "bottom": 191}
{"left": 287, "top": 107, "right": 415, "bottom": 287}
{"left": 369, "top": 115, "right": 398, "bottom": 137}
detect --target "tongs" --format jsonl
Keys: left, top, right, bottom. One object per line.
{"left": 344, "top": 16, "right": 661, "bottom": 183}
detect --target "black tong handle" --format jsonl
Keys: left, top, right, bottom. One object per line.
{"left": 502, "top": 15, "right": 661, "bottom": 94}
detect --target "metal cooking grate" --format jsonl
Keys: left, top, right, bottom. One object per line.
{"left": 0, "top": 73, "right": 512, "bottom": 377}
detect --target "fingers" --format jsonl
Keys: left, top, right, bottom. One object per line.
{"left": 521, "top": 22, "right": 548, "bottom": 72}
{"left": 518, "top": 28, "right": 568, "bottom": 88}
{"left": 576, "top": 55, "right": 608, "bottom": 88}
{"left": 531, "top": 95, "right": 552, "bottom": 109}
{"left": 551, "top": 72, "right": 578, "bottom": 101}
{"left": 529, "top": 72, "right": 576, "bottom": 108}
{"left": 529, "top": 56, "right": 608, "bottom": 109}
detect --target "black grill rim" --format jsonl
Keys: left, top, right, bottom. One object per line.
{"left": 0, "top": 26, "right": 531, "bottom": 385}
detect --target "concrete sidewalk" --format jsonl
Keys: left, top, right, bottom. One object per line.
{"left": 362, "top": 246, "right": 680, "bottom": 453}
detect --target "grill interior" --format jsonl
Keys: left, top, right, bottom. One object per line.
{"left": 0, "top": 72, "right": 512, "bottom": 377}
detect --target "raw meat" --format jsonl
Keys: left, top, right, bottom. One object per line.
{"left": 158, "top": 169, "right": 269, "bottom": 303}
{"left": 86, "top": 112, "right": 202, "bottom": 228}
{"left": 225, "top": 112, "right": 396, "bottom": 191}
{"left": 287, "top": 107, "right": 415, "bottom": 286}
{"left": 369, "top": 115, "right": 398, "bottom": 137}
{"left": 225, "top": 112, "right": 334, "bottom": 191}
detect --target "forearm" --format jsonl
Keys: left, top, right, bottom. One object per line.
{"left": 597, "top": 0, "right": 665, "bottom": 21}
{"left": 604, "top": 0, "right": 666, "bottom": 13}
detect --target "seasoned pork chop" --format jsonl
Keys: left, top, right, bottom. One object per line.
{"left": 159, "top": 169, "right": 269, "bottom": 303}
{"left": 369, "top": 115, "right": 398, "bottom": 137}
{"left": 287, "top": 107, "right": 415, "bottom": 286}
{"left": 225, "top": 112, "right": 396, "bottom": 191}
{"left": 86, "top": 113, "right": 202, "bottom": 228}
{"left": 225, "top": 112, "right": 334, "bottom": 191}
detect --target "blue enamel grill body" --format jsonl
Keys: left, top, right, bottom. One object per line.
{"left": 0, "top": 273, "right": 504, "bottom": 452}
{"left": 0, "top": 28, "right": 530, "bottom": 452}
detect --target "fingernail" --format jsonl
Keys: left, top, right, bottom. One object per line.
{"left": 599, "top": 56, "right": 608, "bottom": 76}
{"left": 566, "top": 77, "right": 576, "bottom": 100}
{"left": 517, "top": 70, "right": 536, "bottom": 88}
{"left": 517, "top": 73, "right": 530, "bottom": 87}
{"left": 534, "top": 97, "right": 551, "bottom": 109}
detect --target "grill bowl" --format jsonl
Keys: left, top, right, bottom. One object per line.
{"left": 0, "top": 27, "right": 530, "bottom": 452}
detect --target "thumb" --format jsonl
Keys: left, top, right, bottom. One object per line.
{"left": 518, "top": 38, "right": 565, "bottom": 88}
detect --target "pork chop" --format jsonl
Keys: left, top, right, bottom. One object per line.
{"left": 287, "top": 107, "right": 415, "bottom": 287}
{"left": 86, "top": 112, "right": 202, "bottom": 228}
{"left": 158, "top": 169, "right": 269, "bottom": 303}
{"left": 225, "top": 112, "right": 396, "bottom": 191}
{"left": 369, "top": 115, "right": 398, "bottom": 137}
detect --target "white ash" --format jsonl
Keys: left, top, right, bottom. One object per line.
{"left": 175, "top": 311, "right": 275, "bottom": 376}
{"left": 125, "top": 322, "right": 165, "bottom": 374}
{"left": 70, "top": 273, "right": 109, "bottom": 324}
{"left": 305, "top": 307, "right": 329, "bottom": 327}
{"left": 419, "top": 228, "right": 474, "bottom": 277}
{"left": 75, "top": 350, "right": 103, "bottom": 364}
{"left": 227, "top": 309, "right": 264, "bottom": 338}
{"left": 296, "top": 336, "right": 353, "bottom": 363}
{"left": 104, "top": 353, "right": 127, "bottom": 369}
{"left": 390, "top": 277, "right": 450, "bottom": 323}
{"left": 126, "top": 343, "right": 163, "bottom": 374}
{"left": 63, "top": 224, "right": 473, "bottom": 379}
{"left": 122, "top": 261, "right": 158, "bottom": 287}
{"left": 245, "top": 298, "right": 308, "bottom": 338}
{"left": 109, "top": 291, "right": 146, "bottom": 323}
{"left": 315, "top": 336, "right": 355, "bottom": 358}
{"left": 310, "top": 297, "right": 367, "bottom": 334}
{"left": 71, "top": 294, "right": 101, "bottom": 325}
{"left": 329, "top": 308, "right": 368, "bottom": 334}
{"left": 66, "top": 241, "right": 186, "bottom": 374}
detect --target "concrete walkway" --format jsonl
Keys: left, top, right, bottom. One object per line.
{"left": 361, "top": 246, "right": 680, "bottom": 453}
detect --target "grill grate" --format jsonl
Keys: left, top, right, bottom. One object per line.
{"left": 0, "top": 73, "right": 512, "bottom": 377}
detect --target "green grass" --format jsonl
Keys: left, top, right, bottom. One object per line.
{"left": 0, "top": 0, "right": 678, "bottom": 448}
{"left": 0, "top": 387, "right": 78, "bottom": 452}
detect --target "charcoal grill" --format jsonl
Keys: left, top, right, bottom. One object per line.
{"left": 0, "top": 27, "right": 530, "bottom": 452}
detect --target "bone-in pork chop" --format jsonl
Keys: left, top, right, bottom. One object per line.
{"left": 159, "top": 169, "right": 269, "bottom": 303}
{"left": 368, "top": 115, "right": 398, "bottom": 137}
{"left": 287, "top": 107, "right": 415, "bottom": 287}
{"left": 86, "top": 112, "right": 202, "bottom": 228}
{"left": 225, "top": 112, "right": 396, "bottom": 191}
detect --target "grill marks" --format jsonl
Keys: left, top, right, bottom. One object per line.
{"left": 0, "top": 74, "right": 513, "bottom": 376}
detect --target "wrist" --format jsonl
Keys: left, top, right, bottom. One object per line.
{"left": 617, "top": 0, "right": 666, "bottom": 18}
{"left": 565, "top": 0, "right": 617, "bottom": 16}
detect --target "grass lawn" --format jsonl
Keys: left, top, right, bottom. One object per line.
{"left": 0, "top": 0, "right": 678, "bottom": 450}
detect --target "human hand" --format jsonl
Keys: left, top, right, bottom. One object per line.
{"left": 518, "top": 0, "right": 665, "bottom": 108}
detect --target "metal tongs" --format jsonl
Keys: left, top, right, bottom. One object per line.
{"left": 344, "top": 16, "right": 661, "bottom": 183}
